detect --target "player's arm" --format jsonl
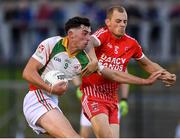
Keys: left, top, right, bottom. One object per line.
{"left": 119, "top": 82, "right": 129, "bottom": 117}
{"left": 71, "top": 76, "right": 82, "bottom": 87}
{"left": 100, "top": 66, "right": 162, "bottom": 85}
{"left": 22, "top": 57, "right": 67, "bottom": 95}
{"left": 121, "top": 83, "right": 129, "bottom": 99}
{"left": 120, "top": 69, "right": 129, "bottom": 99}
{"left": 22, "top": 57, "right": 50, "bottom": 91}
{"left": 82, "top": 36, "right": 99, "bottom": 76}
{"left": 71, "top": 76, "right": 83, "bottom": 100}
{"left": 137, "top": 55, "right": 176, "bottom": 87}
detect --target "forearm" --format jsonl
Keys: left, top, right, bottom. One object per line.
{"left": 101, "top": 67, "right": 148, "bottom": 85}
{"left": 85, "top": 36, "right": 99, "bottom": 62}
{"left": 23, "top": 66, "right": 50, "bottom": 92}
{"left": 142, "top": 61, "right": 165, "bottom": 74}
{"left": 138, "top": 56, "right": 165, "bottom": 74}
{"left": 121, "top": 69, "right": 129, "bottom": 99}
{"left": 85, "top": 45, "right": 98, "bottom": 62}
{"left": 83, "top": 37, "right": 99, "bottom": 76}
{"left": 71, "top": 76, "right": 81, "bottom": 87}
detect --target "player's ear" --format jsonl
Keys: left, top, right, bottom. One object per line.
{"left": 67, "top": 30, "right": 74, "bottom": 39}
{"left": 105, "top": 18, "right": 110, "bottom": 27}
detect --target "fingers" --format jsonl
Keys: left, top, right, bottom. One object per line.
{"left": 81, "top": 62, "right": 99, "bottom": 76}
{"left": 160, "top": 72, "right": 176, "bottom": 87}
{"left": 161, "top": 71, "right": 176, "bottom": 80}
{"left": 81, "top": 67, "right": 95, "bottom": 76}
{"left": 152, "top": 70, "right": 176, "bottom": 87}
{"left": 52, "top": 81, "right": 68, "bottom": 95}
{"left": 171, "top": 74, "right": 176, "bottom": 81}
{"left": 81, "top": 67, "right": 91, "bottom": 76}
{"left": 150, "top": 70, "right": 162, "bottom": 79}
{"left": 147, "top": 70, "right": 163, "bottom": 85}
{"left": 97, "top": 70, "right": 102, "bottom": 75}
{"left": 162, "top": 79, "right": 176, "bottom": 87}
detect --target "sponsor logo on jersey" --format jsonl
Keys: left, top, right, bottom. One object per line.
{"left": 107, "top": 42, "right": 113, "bottom": 48}
{"left": 54, "top": 57, "right": 61, "bottom": 62}
{"left": 99, "top": 53, "right": 126, "bottom": 71}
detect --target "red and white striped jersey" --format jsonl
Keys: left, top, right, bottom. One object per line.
{"left": 81, "top": 27, "right": 144, "bottom": 103}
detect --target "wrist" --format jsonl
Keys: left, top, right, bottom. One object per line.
{"left": 121, "top": 98, "right": 127, "bottom": 101}
{"left": 49, "top": 85, "right": 53, "bottom": 95}
{"left": 142, "top": 79, "right": 147, "bottom": 85}
{"left": 92, "top": 59, "right": 98, "bottom": 64}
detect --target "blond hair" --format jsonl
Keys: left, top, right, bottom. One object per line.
{"left": 106, "top": 6, "right": 126, "bottom": 19}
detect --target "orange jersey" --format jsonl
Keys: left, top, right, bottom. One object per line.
{"left": 81, "top": 27, "right": 144, "bottom": 103}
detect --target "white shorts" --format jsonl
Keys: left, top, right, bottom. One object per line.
{"left": 80, "top": 110, "right": 91, "bottom": 126}
{"left": 23, "top": 89, "right": 61, "bottom": 134}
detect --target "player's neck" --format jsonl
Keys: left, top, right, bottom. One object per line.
{"left": 67, "top": 43, "right": 79, "bottom": 57}
{"left": 112, "top": 33, "right": 123, "bottom": 39}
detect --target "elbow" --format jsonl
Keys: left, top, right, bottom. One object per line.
{"left": 22, "top": 68, "right": 28, "bottom": 80}
{"left": 111, "top": 71, "right": 122, "bottom": 82}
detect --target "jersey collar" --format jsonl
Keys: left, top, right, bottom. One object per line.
{"left": 62, "top": 37, "right": 80, "bottom": 58}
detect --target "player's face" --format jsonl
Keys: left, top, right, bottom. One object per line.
{"left": 106, "top": 10, "right": 128, "bottom": 38}
{"left": 71, "top": 26, "right": 91, "bottom": 50}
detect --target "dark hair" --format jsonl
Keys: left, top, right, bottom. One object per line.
{"left": 65, "top": 16, "right": 91, "bottom": 33}
{"left": 106, "top": 6, "right": 126, "bottom": 19}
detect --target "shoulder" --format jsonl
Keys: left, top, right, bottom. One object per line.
{"left": 93, "top": 27, "right": 108, "bottom": 37}
{"left": 41, "top": 36, "right": 62, "bottom": 45}
{"left": 92, "top": 27, "right": 109, "bottom": 46}
{"left": 123, "top": 34, "right": 137, "bottom": 41}
{"left": 123, "top": 34, "right": 139, "bottom": 45}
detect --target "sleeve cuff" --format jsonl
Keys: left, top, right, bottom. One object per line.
{"left": 98, "top": 62, "right": 104, "bottom": 72}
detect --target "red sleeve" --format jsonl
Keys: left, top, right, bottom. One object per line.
{"left": 92, "top": 27, "right": 108, "bottom": 46}
{"left": 132, "top": 40, "right": 144, "bottom": 60}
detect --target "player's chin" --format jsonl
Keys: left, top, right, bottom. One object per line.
{"left": 118, "top": 31, "right": 125, "bottom": 36}
{"left": 81, "top": 44, "right": 87, "bottom": 50}
{"left": 115, "top": 31, "right": 124, "bottom": 37}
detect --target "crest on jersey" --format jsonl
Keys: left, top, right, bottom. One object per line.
{"left": 114, "top": 46, "right": 119, "bottom": 54}
{"left": 125, "top": 46, "right": 130, "bottom": 52}
{"left": 37, "top": 44, "right": 45, "bottom": 53}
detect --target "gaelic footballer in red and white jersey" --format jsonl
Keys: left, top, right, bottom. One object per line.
{"left": 81, "top": 27, "right": 144, "bottom": 103}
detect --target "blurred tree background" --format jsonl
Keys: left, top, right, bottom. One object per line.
{"left": 0, "top": 0, "right": 179, "bottom": 138}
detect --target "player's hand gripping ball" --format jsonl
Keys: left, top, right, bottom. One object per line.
{"left": 44, "top": 70, "right": 68, "bottom": 86}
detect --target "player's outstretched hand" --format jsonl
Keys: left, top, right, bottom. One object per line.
{"left": 50, "top": 81, "right": 68, "bottom": 96}
{"left": 145, "top": 70, "right": 163, "bottom": 85}
{"left": 119, "top": 99, "right": 128, "bottom": 117}
{"left": 160, "top": 71, "right": 176, "bottom": 87}
{"left": 81, "top": 60, "right": 98, "bottom": 76}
